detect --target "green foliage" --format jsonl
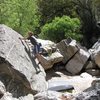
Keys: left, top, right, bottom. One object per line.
{"left": 37, "top": 0, "right": 76, "bottom": 26}
{"left": 0, "top": 0, "right": 40, "bottom": 36}
{"left": 73, "top": 0, "right": 100, "bottom": 48}
{"left": 39, "top": 16, "right": 82, "bottom": 42}
{"left": 93, "top": 0, "right": 100, "bottom": 21}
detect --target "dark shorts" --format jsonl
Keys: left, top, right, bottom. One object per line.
{"left": 33, "top": 43, "right": 41, "bottom": 55}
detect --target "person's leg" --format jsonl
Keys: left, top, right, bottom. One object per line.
{"left": 33, "top": 45, "right": 37, "bottom": 59}
{"left": 33, "top": 45, "right": 41, "bottom": 73}
{"left": 34, "top": 45, "right": 40, "bottom": 61}
{"left": 35, "top": 44, "right": 42, "bottom": 65}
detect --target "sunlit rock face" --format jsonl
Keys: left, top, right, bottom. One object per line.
{"left": 0, "top": 24, "right": 47, "bottom": 97}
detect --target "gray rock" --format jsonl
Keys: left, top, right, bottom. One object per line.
{"left": 48, "top": 81, "right": 74, "bottom": 91}
{"left": 57, "top": 38, "right": 79, "bottom": 63}
{"left": 92, "top": 78, "right": 100, "bottom": 90}
{"left": 0, "top": 24, "right": 47, "bottom": 97}
{"left": 19, "top": 94, "right": 34, "bottom": 100}
{"left": 0, "top": 81, "right": 6, "bottom": 94}
{"left": 75, "top": 90, "right": 99, "bottom": 100}
{"left": 1, "top": 92, "right": 18, "bottom": 100}
{"left": 0, "top": 81, "right": 6, "bottom": 99}
{"left": 85, "top": 61, "right": 96, "bottom": 70}
{"left": 89, "top": 39, "right": 100, "bottom": 68}
{"left": 86, "top": 69, "right": 100, "bottom": 76}
{"left": 1, "top": 93, "right": 34, "bottom": 100}
{"left": 74, "top": 78, "right": 100, "bottom": 100}
{"left": 65, "top": 49, "right": 90, "bottom": 75}
{"left": 80, "top": 72, "right": 92, "bottom": 78}
{"left": 37, "top": 52, "right": 63, "bottom": 70}
{"left": 34, "top": 91, "right": 62, "bottom": 100}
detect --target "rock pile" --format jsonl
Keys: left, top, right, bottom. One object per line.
{"left": 56, "top": 38, "right": 100, "bottom": 76}
{"left": 37, "top": 36, "right": 100, "bottom": 76}
{"left": 1, "top": 24, "right": 100, "bottom": 100}
{"left": 22, "top": 30, "right": 100, "bottom": 76}
{"left": 37, "top": 37, "right": 95, "bottom": 75}
{"left": 56, "top": 38, "right": 90, "bottom": 75}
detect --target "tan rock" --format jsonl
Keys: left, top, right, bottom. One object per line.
{"left": 38, "top": 52, "right": 63, "bottom": 70}
{"left": 89, "top": 39, "right": 100, "bottom": 68}
{"left": 85, "top": 61, "right": 96, "bottom": 70}
{"left": 57, "top": 38, "right": 79, "bottom": 63}
{"left": 65, "top": 49, "right": 90, "bottom": 75}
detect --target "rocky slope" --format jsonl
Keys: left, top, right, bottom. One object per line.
{"left": 0, "top": 24, "right": 100, "bottom": 100}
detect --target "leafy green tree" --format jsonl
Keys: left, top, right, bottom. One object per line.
{"left": 39, "top": 16, "right": 81, "bottom": 42}
{"left": 37, "top": 0, "right": 76, "bottom": 26}
{"left": 93, "top": 0, "right": 100, "bottom": 21}
{"left": 73, "top": 0, "right": 100, "bottom": 48}
{"left": 0, "top": 0, "right": 40, "bottom": 36}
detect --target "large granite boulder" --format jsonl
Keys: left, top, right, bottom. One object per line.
{"left": 65, "top": 49, "right": 90, "bottom": 75}
{"left": 0, "top": 24, "right": 47, "bottom": 97}
{"left": 57, "top": 38, "right": 79, "bottom": 64}
{"left": 37, "top": 51, "right": 63, "bottom": 70}
{"left": 89, "top": 39, "right": 100, "bottom": 68}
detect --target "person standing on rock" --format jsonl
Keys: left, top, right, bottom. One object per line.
{"left": 19, "top": 31, "right": 42, "bottom": 74}
{"left": 19, "top": 31, "right": 41, "bottom": 59}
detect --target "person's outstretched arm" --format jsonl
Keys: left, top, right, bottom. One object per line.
{"left": 19, "top": 37, "right": 28, "bottom": 40}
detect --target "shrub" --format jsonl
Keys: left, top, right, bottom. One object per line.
{"left": 39, "top": 16, "right": 82, "bottom": 42}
